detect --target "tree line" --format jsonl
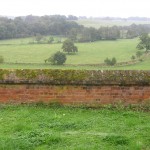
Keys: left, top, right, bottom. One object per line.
{"left": 0, "top": 15, "right": 150, "bottom": 42}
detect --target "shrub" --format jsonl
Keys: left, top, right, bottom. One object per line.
{"left": 139, "top": 58, "right": 143, "bottom": 62}
{"left": 0, "top": 56, "right": 4, "bottom": 63}
{"left": 111, "top": 57, "right": 117, "bottom": 65}
{"left": 47, "top": 51, "right": 66, "bottom": 65}
{"left": 104, "top": 57, "right": 117, "bottom": 66}
{"left": 131, "top": 55, "right": 136, "bottom": 60}
{"left": 136, "top": 51, "right": 143, "bottom": 58}
{"left": 48, "top": 36, "right": 54, "bottom": 44}
{"left": 104, "top": 58, "right": 111, "bottom": 65}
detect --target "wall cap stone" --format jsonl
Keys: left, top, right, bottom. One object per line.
{"left": 0, "top": 69, "right": 150, "bottom": 85}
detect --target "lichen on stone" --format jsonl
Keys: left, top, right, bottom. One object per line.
{"left": 0, "top": 69, "right": 149, "bottom": 85}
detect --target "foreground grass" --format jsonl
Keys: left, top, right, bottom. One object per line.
{"left": 0, "top": 105, "right": 150, "bottom": 150}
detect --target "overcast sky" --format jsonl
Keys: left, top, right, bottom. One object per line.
{"left": 0, "top": 0, "right": 150, "bottom": 18}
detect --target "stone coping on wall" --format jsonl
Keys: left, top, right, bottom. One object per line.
{"left": 0, "top": 69, "right": 150, "bottom": 86}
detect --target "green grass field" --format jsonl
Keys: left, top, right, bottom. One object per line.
{"left": 76, "top": 19, "right": 150, "bottom": 28}
{"left": 1, "top": 59, "right": 150, "bottom": 70}
{"left": 0, "top": 105, "right": 150, "bottom": 150}
{"left": 0, "top": 37, "right": 149, "bottom": 70}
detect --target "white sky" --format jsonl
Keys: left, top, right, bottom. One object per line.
{"left": 0, "top": 0, "right": 150, "bottom": 18}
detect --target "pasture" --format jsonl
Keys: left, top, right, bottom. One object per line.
{"left": 0, "top": 105, "right": 150, "bottom": 150}
{"left": 0, "top": 37, "right": 149, "bottom": 70}
{"left": 76, "top": 19, "right": 150, "bottom": 28}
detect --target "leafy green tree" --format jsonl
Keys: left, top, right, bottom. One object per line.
{"left": 47, "top": 51, "right": 66, "bottom": 65}
{"left": 67, "top": 15, "right": 78, "bottom": 20}
{"left": 62, "top": 39, "right": 78, "bottom": 54}
{"left": 1, "top": 15, "right": 150, "bottom": 41}
{"left": 136, "top": 33, "right": 150, "bottom": 52}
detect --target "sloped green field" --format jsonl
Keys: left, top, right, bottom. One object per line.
{"left": 0, "top": 37, "right": 149, "bottom": 70}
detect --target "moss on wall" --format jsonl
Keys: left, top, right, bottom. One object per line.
{"left": 16, "top": 69, "right": 39, "bottom": 80}
{"left": 0, "top": 70, "right": 9, "bottom": 80}
{"left": 0, "top": 69, "right": 149, "bottom": 85}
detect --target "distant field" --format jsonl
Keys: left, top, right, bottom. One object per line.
{"left": 0, "top": 36, "right": 64, "bottom": 45}
{"left": 0, "top": 105, "right": 150, "bottom": 150}
{"left": 0, "top": 38, "right": 138, "bottom": 64}
{"left": 76, "top": 19, "right": 150, "bottom": 28}
{"left": 0, "top": 37, "right": 150, "bottom": 70}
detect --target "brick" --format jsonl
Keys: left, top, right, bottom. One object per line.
{"left": 0, "top": 84, "right": 149, "bottom": 104}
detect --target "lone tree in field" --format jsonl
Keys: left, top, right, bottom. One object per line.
{"left": 136, "top": 33, "right": 150, "bottom": 52}
{"left": 62, "top": 39, "right": 78, "bottom": 54}
{"left": 46, "top": 51, "right": 66, "bottom": 65}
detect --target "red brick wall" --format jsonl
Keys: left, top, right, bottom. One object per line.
{"left": 0, "top": 70, "right": 150, "bottom": 105}
{"left": 0, "top": 84, "right": 149, "bottom": 105}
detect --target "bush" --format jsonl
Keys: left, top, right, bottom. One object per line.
{"left": 104, "top": 57, "right": 117, "bottom": 66}
{"left": 136, "top": 51, "right": 143, "bottom": 58}
{"left": 131, "top": 55, "right": 136, "bottom": 60}
{"left": 47, "top": 51, "right": 66, "bottom": 65}
{"left": 111, "top": 57, "right": 117, "bottom": 65}
{"left": 48, "top": 36, "right": 54, "bottom": 44}
{"left": 139, "top": 58, "right": 143, "bottom": 62}
{"left": 104, "top": 58, "right": 111, "bottom": 65}
{"left": 0, "top": 56, "right": 4, "bottom": 63}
